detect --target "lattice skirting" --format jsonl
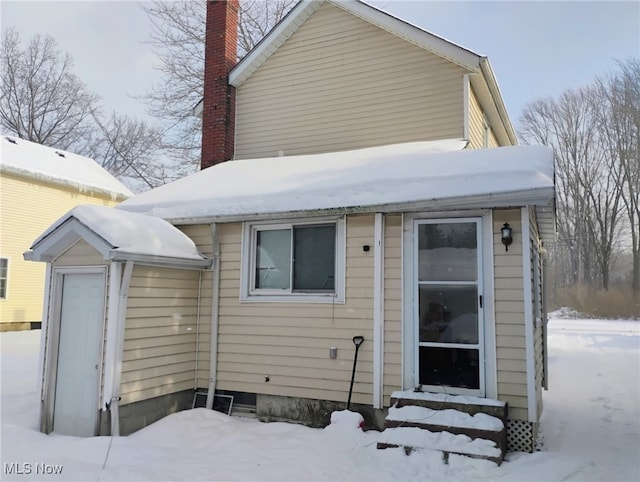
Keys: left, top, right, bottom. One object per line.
{"left": 507, "top": 419, "right": 539, "bottom": 453}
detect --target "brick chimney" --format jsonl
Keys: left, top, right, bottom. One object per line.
{"left": 201, "top": 0, "right": 239, "bottom": 170}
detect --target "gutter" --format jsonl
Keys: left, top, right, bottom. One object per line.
{"left": 205, "top": 223, "right": 221, "bottom": 410}
{"left": 155, "top": 187, "right": 556, "bottom": 226}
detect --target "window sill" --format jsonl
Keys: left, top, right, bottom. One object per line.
{"left": 240, "top": 293, "right": 345, "bottom": 304}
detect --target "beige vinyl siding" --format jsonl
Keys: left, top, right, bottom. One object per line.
{"left": 528, "top": 206, "right": 545, "bottom": 419}
{"left": 493, "top": 209, "right": 528, "bottom": 420}
{"left": 383, "top": 214, "right": 402, "bottom": 403}
{"left": 235, "top": 2, "right": 466, "bottom": 160}
{"left": 177, "top": 224, "right": 214, "bottom": 390}
{"left": 215, "top": 215, "right": 376, "bottom": 405}
{"left": 120, "top": 265, "right": 200, "bottom": 405}
{"left": 468, "top": 85, "right": 499, "bottom": 149}
{"left": 0, "top": 173, "right": 121, "bottom": 327}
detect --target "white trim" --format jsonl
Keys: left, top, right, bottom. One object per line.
{"left": 206, "top": 223, "right": 221, "bottom": 410}
{"left": 482, "top": 211, "right": 497, "bottom": 399}
{"left": 463, "top": 74, "right": 470, "bottom": 143}
{"left": 372, "top": 213, "right": 385, "bottom": 409}
{"left": 41, "top": 266, "right": 108, "bottom": 434}
{"left": 240, "top": 216, "right": 346, "bottom": 303}
{"left": 103, "top": 262, "right": 122, "bottom": 410}
{"left": 401, "top": 210, "right": 496, "bottom": 397}
{"left": 37, "top": 263, "right": 52, "bottom": 402}
{"left": 521, "top": 207, "right": 537, "bottom": 422}
{"left": 229, "top": 0, "right": 481, "bottom": 87}
{"left": 110, "top": 260, "right": 134, "bottom": 436}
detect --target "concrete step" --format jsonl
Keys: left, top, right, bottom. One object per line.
{"left": 377, "top": 426, "right": 503, "bottom": 465}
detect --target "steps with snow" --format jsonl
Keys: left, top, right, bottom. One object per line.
{"left": 377, "top": 390, "right": 508, "bottom": 465}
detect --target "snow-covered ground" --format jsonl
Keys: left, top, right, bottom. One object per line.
{"left": 1, "top": 316, "right": 638, "bottom": 481}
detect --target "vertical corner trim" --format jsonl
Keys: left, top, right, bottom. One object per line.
{"left": 373, "top": 213, "right": 385, "bottom": 409}
{"left": 521, "top": 208, "right": 537, "bottom": 422}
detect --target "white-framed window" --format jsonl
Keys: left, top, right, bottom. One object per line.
{"left": 0, "top": 258, "right": 8, "bottom": 299}
{"left": 241, "top": 217, "right": 346, "bottom": 303}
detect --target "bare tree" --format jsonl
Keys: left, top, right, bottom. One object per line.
{"left": 520, "top": 87, "right": 625, "bottom": 290}
{"left": 1, "top": 29, "right": 175, "bottom": 192}
{"left": 140, "top": 0, "right": 296, "bottom": 167}
{"left": 596, "top": 59, "right": 640, "bottom": 291}
{"left": 0, "top": 28, "right": 99, "bottom": 153}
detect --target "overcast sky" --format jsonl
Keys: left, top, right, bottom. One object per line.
{"left": 2, "top": 0, "right": 639, "bottom": 134}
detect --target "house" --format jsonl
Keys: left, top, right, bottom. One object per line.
{"left": 0, "top": 136, "right": 132, "bottom": 331}
{"left": 25, "top": 0, "right": 555, "bottom": 456}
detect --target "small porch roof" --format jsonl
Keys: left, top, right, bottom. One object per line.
{"left": 25, "top": 205, "right": 211, "bottom": 269}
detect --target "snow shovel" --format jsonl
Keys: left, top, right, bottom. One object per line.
{"left": 347, "top": 336, "right": 365, "bottom": 410}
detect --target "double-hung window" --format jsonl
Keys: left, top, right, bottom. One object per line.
{"left": 242, "top": 218, "right": 345, "bottom": 302}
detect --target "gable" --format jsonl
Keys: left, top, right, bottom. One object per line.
{"left": 235, "top": 2, "right": 468, "bottom": 159}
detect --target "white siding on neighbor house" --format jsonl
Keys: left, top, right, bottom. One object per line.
{"left": 383, "top": 215, "right": 402, "bottom": 403}
{"left": 214, "top": 215, "right": 376, "bottom": 405}
{"left": 493, "top": 209, "right": 529, "bottom": 421}
{"left": 468, "top": 85, "right": 499, "bottom": 149}
{"left": 119, "top": 265, "right": 200, "bottom": 405}
{"left": 235, "top": 1, "right": 467, "bottom": 160}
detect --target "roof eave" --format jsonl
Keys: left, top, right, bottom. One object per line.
{"left": 159, "top": 187, "right": 555, "bottom": 226}
{"left": 109, "top": 251, "right": 212, "bottom": 270}
{"left": 477, "top": 58, "right": 518, "bottom": 145}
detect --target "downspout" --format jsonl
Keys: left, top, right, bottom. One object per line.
{"left": 110, "top": 260, "right": 134, "bottom": 436}
{"left": 373, "top": 213, "right": 385, "bottom": 409}
{"left": 194, "top": 270, "right": 203, "bottom": 389}
{"left": 206, "top": 223, "right": 221, "bottom": 409}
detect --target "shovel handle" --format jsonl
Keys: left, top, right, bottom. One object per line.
{"left": 352, "top": 336, "right": 364, "bottom": 347}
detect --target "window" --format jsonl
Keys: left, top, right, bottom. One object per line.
{"left": 242, "top": 219, "right": 345, "bottom": 302}
{"left": 0, "top": 258, "right": 8, "bottom": 299}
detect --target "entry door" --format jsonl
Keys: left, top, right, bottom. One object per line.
{"left": 53, "top": 272, "right": 105, "bottom": 436}
{"left": 415, "top": 219, "right": 484, "bottom": 395}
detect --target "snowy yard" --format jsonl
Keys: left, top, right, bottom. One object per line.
{"left": 1, "top": 316, "right": 638, "bottom": 481}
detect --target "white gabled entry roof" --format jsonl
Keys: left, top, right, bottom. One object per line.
{"left": 25, "top": 205, "right": 211, "bottom": 269}
{"left": 117, "top": 139, "right": 555, "bottom": 241}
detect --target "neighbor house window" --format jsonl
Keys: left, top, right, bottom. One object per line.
{"left": 0, "top": 258, "right": 8, "bottom": 299}
{"left": 241, "top": 218, "right": 345, "bottom": 302}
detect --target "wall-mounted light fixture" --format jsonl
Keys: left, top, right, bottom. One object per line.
{"left": 501, "top": 223, "right": 513, "bottom": 251}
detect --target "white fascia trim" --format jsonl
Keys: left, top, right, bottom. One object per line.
{"left": 521, "top": 207, "right": 537, "bottom": 422}
{"left": 109, "top": 251, "right": 211, "bottom": 270}
{"left": 373, "top": 213, "right": 385, "bottom": 409}
{"left": 463, "top": 74, "right": 470, "bottom": 143}
{"left": 206, "top": 223, "right": 221, "bottom": 410}
{"left": 37, "top": 263, "right": 52, "bottom": 402}
{"left": 332, "top": 0, "right": 480, "bottom": 72}
{"left": 479, "top": 58, "right": 518, "bottom": 145}
{"left": 229, "top": 0, "right": 323, "bottom": 87}
{"left": 30, "top": 219, "right": 113, "bottom": 262}
{"left": 160, "top": 188, "right": 555, "bottom": 226}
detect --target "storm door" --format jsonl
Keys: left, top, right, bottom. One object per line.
{"left": 415, "top": 218, "right": 484, "bottom": 396}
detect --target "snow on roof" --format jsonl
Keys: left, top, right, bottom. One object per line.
{"left": 118, "top": 139, "right": 554, "bottom": 222}
{"left": 0, "top": 136, "right": 133, "bottom": 199}
{"left": 31, "top": 205, "right": 208, "bottom": 263}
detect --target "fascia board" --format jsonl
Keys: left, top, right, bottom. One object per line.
{"left": 159, "top": 187, "right": 555, "bottom": 225}
{"left": 229, "top": 0, "right": 323, "bottom": 87}
{"left": 108, "top": 251, "right": 212, "bottom": 270}
{"left": 332, "top": 0, "right": 481, "bottom": 72}
{"left": 478, "top": 58, "right": 518, "bottom": 145}
{"left": 29, "top": 219, "right": 113, "bottom": 262}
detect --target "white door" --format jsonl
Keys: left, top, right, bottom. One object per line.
{"left": 414, "top": 218, "right": 484, "bottom": 396}
{"left": 53, "top": 272, "right": 105, "bottom": 436}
